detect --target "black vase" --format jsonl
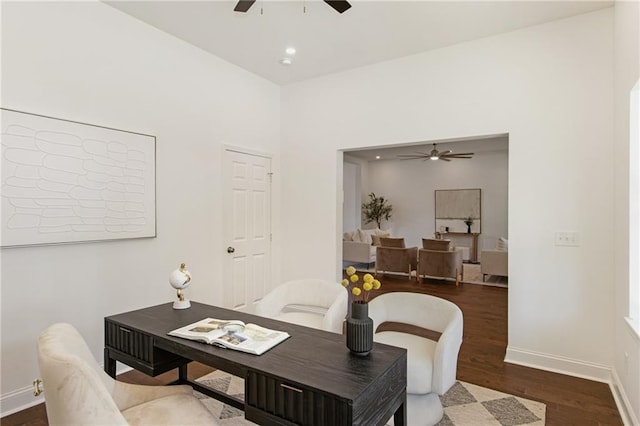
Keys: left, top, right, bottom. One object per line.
{"left": 467, "top": 223, "right": 472, "bottom": 234}
{"left": 346, "top": 301, "right": 374, "bottom": 356}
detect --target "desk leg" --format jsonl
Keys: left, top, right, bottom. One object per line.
{"left": 178, "top": 363, "right": 188, "bottom": 382}
{"left": 104, "top": 348, "right": 116, "bottom": 378}
{"left": 394, "top": 398, "right": 407, "bottom": 426}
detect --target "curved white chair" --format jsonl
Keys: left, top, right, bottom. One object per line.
{"left": 369, "top": 292, "right": 463, "bottom": 426}
{"left": 37, "top": 323, "right": 219, "bottom": 426}
{"left": 255, "top": 279, "right": 348, "bottom": 334}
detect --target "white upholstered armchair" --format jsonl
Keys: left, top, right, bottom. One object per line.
{"left": 369, "top": 292, "right": 463, "bottom": 426}
{"left": 481, "top": 250, "right": 508, "bottom": 281}
{"left": 37, "top": 323, "right": 218, "bottom": 426}
{"left": 255, "top": 279, "right": 348, "bottom": 334}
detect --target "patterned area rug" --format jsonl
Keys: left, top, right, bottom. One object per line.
{"left": 195, "top": 370, "right": 545, "bottom": 426}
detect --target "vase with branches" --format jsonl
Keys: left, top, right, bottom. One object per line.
{"left": 362, "top": 192, "right": 393, "bottom": 229}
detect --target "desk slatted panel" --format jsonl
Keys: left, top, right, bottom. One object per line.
{"left": 246, "top": 371, "right": 350, "bottom": 425}
{"left": 105, "top": 322, "right": 152, "bottom": 363}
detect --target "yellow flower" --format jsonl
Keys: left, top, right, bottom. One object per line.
{"left": 343, "top": 265, "right": 382, "bottom": 303}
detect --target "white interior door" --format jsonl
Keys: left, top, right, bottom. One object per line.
{"left": 223, "top": 148, "right": 272, "bottom": 311}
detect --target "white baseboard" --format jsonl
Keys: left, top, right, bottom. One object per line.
{"left": 505, "top": 346, "right": 612, "bottom": 382}
{"left": 0, "top": 386, "right": 44, "bottom": 418}
{"left": 0, "top": 362, "right": 133, "bottom": 418}
{"left": 610, "top": 368, "right": 640, "bottom": 426}
{"left": 505, "top": 346, "right": 640, "bottom": 424}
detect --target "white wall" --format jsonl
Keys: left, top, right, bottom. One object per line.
{"left": 0, "top": 1, "right": 281, "bottom": 414}
{"left": 613, "top": 0, "right": 640, "bottom": 423}
{"left": 365, "top": 146, "right": 508, "bottom": 249}
{"left": 342, "top": 160, "right": 360, "bottom": 232}
{"left": 282, "top": 7, "right": 615, "bottom": 384}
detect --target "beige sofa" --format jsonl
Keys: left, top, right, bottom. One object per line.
{"left": 343, "top": 228, "right": 392, "bottom": 265}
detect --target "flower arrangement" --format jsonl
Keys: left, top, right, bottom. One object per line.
{"left": 341, "top": 266, "right": 381, "bottom": 303}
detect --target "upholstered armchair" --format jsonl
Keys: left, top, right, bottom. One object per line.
{"left": 369, "top": 292, "right": 463, "bottom": 426}
{"left": 255, "top": 279, "right": 348, "bottom": 334}
{"left": 37, "top": 323, "right": 218, "bottom": 426}
{"left": 375, "top": 238, "right": 418, "bottom": 277}
{"left": 417, "top": 238, "right": 463, "bottom": 285}
{"left": 481, "top": 250, "right": 508, "bottom": 281}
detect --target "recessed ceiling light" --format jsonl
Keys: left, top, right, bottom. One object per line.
{"left": 279, "top": 58, "right": 292, "bottom": 66}
{"left": 375, "top": 155, "right": 381, "bottom": 159}
{"left": 285, "top": 47, "right": 296, "bottom": 55}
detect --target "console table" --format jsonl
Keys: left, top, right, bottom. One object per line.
{"left": 440, "top": 232, "right": 480, "bottom": 263}
{"left": 104, "top": 301, "right": 407, "bottom": 426}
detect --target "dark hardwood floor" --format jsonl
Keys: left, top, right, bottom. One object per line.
{"left": 3, "top": 274, "right": 623, "bottom": 426}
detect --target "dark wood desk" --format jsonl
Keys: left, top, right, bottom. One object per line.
{"left": 104, "top": 301, "right": 407, "bottom": 426}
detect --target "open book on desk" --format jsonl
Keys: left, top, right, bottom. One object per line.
{"left": 168, "top": 318, "right": 290, "bottom": 355}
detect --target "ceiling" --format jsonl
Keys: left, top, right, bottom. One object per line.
{"left": 105, "top": 0, "right": 613, "bottom": 86}
{"left": 344, "top": 133, "right": 509, "bottom": 161}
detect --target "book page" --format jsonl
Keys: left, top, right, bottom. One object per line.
{"left": 169, "top": 318, "right": 245, "bottom": 343}
{"left": 169, "top": 318, "right": 289, "bottom": 355}
{"left": 222, "top": 324, "right": 290, "bottom": 354}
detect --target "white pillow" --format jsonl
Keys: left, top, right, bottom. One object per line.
{"left": 343, "top": 232, "right": 355, "bottom": 242}
{"left": 496, "top": 237, "right": 509, "bottom": 251}
{"left": 357, "top": 229, "right": 374, "bottom": 245}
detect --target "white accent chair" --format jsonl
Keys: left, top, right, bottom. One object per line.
{"left": 37, "top": 323, "right": 218, "bottom": 426}
{"left": 369, "top": 292, "right": 463, "bottom": 426}
{"left": 255, "top": 279, "right": 348, "bottom": 334}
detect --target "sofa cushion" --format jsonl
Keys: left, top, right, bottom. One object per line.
{"left": 343, "top": 232, "right": 355, "bottom": 242}
{"left": 371, "top": 231, "right": 391, "bottom": 246}
{"left": 357, "top": 228, "right": 378, "bottom": 245}
{"left": 496, "top": 237, "right": 509, "bottom": 251}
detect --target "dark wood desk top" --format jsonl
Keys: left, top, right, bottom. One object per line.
{"left": 106, "top": 301, "right": 407, "bottom": 401}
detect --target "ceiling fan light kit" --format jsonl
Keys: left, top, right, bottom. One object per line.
{"left": 397, "top": 143, "right": 474, "bottom": 162}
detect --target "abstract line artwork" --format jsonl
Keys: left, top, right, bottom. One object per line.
{"left": 1, "top": 109, "right": 156, "bottom": 247}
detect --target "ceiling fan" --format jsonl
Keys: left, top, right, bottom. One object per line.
{"left": 397, "top": 143, "right": 474, "bottom": 162}
{"left": 234, "top": 0, "right": 351, "bottom": 13}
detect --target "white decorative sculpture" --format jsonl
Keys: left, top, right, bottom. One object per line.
{"left": 169, "top": 263, "right": 191, "bottom": 309}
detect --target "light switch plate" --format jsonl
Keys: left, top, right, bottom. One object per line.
{"left": 555, "top": 232, "right": 580, "bottom": 246}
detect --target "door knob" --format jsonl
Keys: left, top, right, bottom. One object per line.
{"left": 227, "top": 246, "right": 235, "bottom": 253}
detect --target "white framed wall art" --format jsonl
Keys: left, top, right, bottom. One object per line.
{"left": 1, "top": 108, "right": 156, "bottom": 247}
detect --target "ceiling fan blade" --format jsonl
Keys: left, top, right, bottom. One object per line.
{"left": 440, "top": 157, "right": 451, "bottom": 162}
{"left": 234, "top": 0, "right": 256, "bottom": 12}
{"left": 439, "top": 150, "right": 452, "bottom": 155}
{"left": 397, "top": 154, "right": 427, "bottom": 158}
{"left": 324, "top": 0, "right": 352, "bottom": 13}
{"left": 442, "top": 152, "right": 474, "bottom": 155}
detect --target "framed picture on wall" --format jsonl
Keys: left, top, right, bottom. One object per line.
{"left": 1, "top": 108, "right": 156, "bottom": 247}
